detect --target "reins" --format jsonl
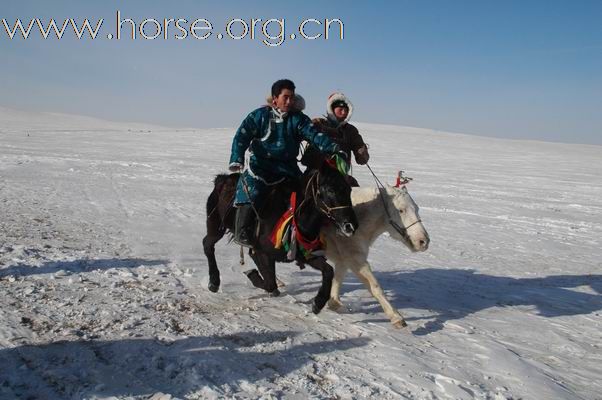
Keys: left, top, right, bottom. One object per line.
{"left": 298, "top": 170, "right": 352, "bottom": 224}
{"left": 292, "top": 169, "right": 352, "bottom": 248}
{"left": 314, "top": 172, "right": 351, "bottom": 220}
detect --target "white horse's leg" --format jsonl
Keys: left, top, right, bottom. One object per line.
{"left": 328, "top": 263, "right": 348, "bottom": 310}
{"left": 354, "top": 263, "right": 407, "bottom": 328}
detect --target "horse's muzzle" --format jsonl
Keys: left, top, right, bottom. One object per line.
{"left": 341, "top": 222, "right": 356, "bottom": 237}
{"left": 412, "top": 234, "right": 430, "bottom": 252}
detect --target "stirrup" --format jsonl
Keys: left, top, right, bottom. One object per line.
{"left": 233, "top": 238, "right": 253, "bottom": 248}
{"left": 234, "top": 204, "right": 256, "bottom": 248}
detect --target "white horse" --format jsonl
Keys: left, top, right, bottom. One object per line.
{"left": 322, "top": 184, "right": 430, "bottom": 328}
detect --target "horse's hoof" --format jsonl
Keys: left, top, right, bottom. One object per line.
{"left": 327, "top": 298, "right": 343, "bottom": 311}
{"left": 392, "top": 319, "right": 408, "bottom": 329}
{"left": 312, "top": 299, "right": 327, "bottom": 314}
{"left": 268, "top": 288, "right": 281, "bottom": 297}
{"left": 244, "top": 269, "right": 265, "bottom": 289}
{"left": 208, "top": 283, "right": 220, "bottom": 293}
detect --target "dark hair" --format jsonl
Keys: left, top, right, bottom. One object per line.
{"left": 271, "top": 79, "right": 296, "bottom": 98}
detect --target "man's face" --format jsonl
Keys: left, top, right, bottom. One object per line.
{"left": 333, "top": 105, "right": 349, "bottom": 121}
{"left": 273, "top": 89, "right": 294, "bottom": 112}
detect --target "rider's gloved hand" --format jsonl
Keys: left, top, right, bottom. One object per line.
{"left": 355, "top": 145, "right": 370, "bottom": 165}
{"left": 229, "top": 163, "right": 243, "bottom": 173}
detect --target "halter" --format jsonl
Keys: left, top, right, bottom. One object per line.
{"left": 287, "top": 170, "right": 352, "bottom": 253}
{"left": 366, "top": 164, "right": 422, "bottom": 239}
{"left": 302, "top": 170, "right": 352, "bottom": 224}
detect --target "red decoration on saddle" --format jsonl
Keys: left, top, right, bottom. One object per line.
{"left": 325, "top": 157, "right": 337, "bottom": 170}
{"left": 292, "top": 215, "right": 323, "bottom": 251}
{"left": 269, "top": 191, "right": 324, "bottom": 255}
{"left": 269, "top": 192, "right": 296, "bottom": 246}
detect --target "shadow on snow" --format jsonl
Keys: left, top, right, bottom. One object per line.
{"left": 0, "top": 331, "right": 369, "bottom": 399}
{"left": 0, "top": 258, "right": 169, "bottom": 278}
{"left": 332, "top": 268, "right": 602, "bottom": 335}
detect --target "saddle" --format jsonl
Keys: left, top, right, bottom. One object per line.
{"left": 269, "top": 190, "right": 326, "bottom": 261}
{"left": 230, "top": 177, "right": 299, "bottom": 247}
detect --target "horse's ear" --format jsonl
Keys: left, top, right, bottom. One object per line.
{"left": 396, "top": 183, "right": 408, "bottom": 192}
{"left": 386, "top": 183, "right": 407, "bottom": 195}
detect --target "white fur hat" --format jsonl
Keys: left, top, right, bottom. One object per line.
{"left": 327, "top": 92, "right": 353, "bottom": 123}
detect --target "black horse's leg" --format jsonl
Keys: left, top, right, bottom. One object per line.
{"left": 263, "top": 256, "right": 280, "bottom": 297}
{"left": 246, "top": 250, "right": 266, "bottom": 290}
{"left": 203, "top": 229, "right": 225, "bottom": 292}
{"left": 203, "top": 192, "right": 226, "bottom": 293}
{"left": 250, "top": 251, "right": 280, "bottom": 297}
{"left": 305, "top": 257, "right": 334, "bottom": 314}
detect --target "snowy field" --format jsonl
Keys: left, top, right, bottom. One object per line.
{"left": 1, "top": 106, "right": 601, "bottom": 399}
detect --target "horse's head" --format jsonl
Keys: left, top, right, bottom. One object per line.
{"left": 383, "top": 185, "right": 430, "bottom": 252}
{"left": 306, "top": 163, "right": 358, "bottom": 237}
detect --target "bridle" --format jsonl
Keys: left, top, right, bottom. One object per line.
{"left": 377, "top": 186, "right": 422, "bottom": 237}
{"left": 367, "top": 164, "right": 422, "bottom": 239}
{"left": 297, "top": 170, "right": 352, "bottom": 224}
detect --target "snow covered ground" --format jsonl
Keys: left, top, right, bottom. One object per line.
{"left": 1, "top": 106, "right": 601, "bottom": 399}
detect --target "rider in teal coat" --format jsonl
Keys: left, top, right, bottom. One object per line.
{"left": 229, "top": 79, "right": 342, "bottom": 246}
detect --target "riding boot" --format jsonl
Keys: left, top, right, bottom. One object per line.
{"left": 234, "top": 204, "right": 256, "bottom": 247}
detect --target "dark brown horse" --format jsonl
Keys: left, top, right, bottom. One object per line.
{"left": 202, "top": 162, "right": 358, "bottom": 313}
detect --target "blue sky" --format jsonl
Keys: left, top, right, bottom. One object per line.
{"left": 1, "top": 0, "right": 601, "bottom": 144}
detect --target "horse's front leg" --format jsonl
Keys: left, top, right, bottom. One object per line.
{"left": 248, "top": 251, "right": 279, "bottom": 296}
{"left": 203, "top": 222, "right": 225, "bottom": 293}
{"left": 328, "top": 263, "right": 348, "bottom": 311}
{"left": 354, "top": 263, "right": 407, "bottom": 328}
{"left": 263, "top": 256, "right": 280, "bottom": 296}
{"left": 247, "top": 251, "right": 279, "bottom": 296}
{"left": 305, "top": 257, "right": 334, "bottom": 314}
